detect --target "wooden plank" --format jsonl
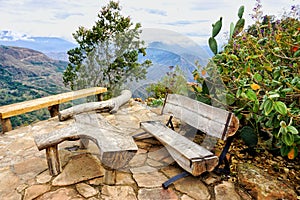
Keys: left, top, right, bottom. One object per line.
{"left": 140, "top": 121, "right": 219, "bottom": 176}
{"left": 162, "top": 94, "right": 238, "bottom": 140}
{"left": 0, "top": 87, "right": 107, "bottom": 119}
{"left": 58, "top": 90, "right": 131, "bottom": 121}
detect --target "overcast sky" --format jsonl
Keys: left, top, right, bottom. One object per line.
{"left": 0, "top": 0, "right": 298, "bottom": 45}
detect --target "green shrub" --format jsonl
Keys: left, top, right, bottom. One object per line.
{"left": 194, "top": 4, "right": 300, "bottom": 159}
{"left": 146, "top": 66, "right": 189, "bottom": 99}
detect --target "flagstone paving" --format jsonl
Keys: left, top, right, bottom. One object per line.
{"left": 0, "top": 100, "right": 297, "bottom": 199}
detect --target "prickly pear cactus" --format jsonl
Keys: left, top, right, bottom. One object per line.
{"left": 208, "top": 5, "right": 245, "bottom": 55}
{"left": 209, "top": 17, "right": 222, "bottom": 55}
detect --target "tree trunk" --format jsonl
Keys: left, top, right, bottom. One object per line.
{"left": 58, "top": 90, "right": 132, "bottom": 121}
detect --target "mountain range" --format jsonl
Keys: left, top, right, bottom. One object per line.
{"left": 0, "top": 30, "right": 212, "bottom": 99}
{"left": 0, "top": 45, "right": 69, "bottom": 129}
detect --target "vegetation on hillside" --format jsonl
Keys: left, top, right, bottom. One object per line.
{"left": 63, "top": 1, "right": 152, "bottom": 98}
{"left": 0, "top": 46, "right": 69, "bottom": 131}
{"left": 193, "top": 2, "right": 300, "bottom": 159}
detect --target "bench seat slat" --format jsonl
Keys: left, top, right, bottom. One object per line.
{"left": 141, "top": 121, "right": 219, "bottom": 176}
{"left": 0, "top": 87, "right": 107, "bottom": 119}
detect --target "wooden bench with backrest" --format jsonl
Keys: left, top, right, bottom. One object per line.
{"left": 0, "top": 87, "right": 107, "bottom": 133}
{"left": 140, "top": 93, "right": 239, "bottom": 188}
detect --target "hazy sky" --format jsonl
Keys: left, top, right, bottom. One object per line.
{"left": 0, "top": 0, "right": 298, "bottom": 45}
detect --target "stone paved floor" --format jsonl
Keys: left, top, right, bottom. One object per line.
{"left": 0, "top": 100, "right": 252, "bottom": 200}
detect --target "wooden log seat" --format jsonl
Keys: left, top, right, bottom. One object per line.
{"left": 0, "top": 87, "right": 107, "bottom": 133}
{"left": 140, "top": 94, "right": 239, "bottom": 179}
{"left": 34, "top": 112, "right": 138, "bottom": 176}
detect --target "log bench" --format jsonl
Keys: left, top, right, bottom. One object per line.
{"left": 0, "top": 87, "right": 107, "bottom": 133}
{"left": 34, "top": 112, "right": 138, "bottom": 181}
{"left": 140, "top": 93, "right": 239, "bottom": 188}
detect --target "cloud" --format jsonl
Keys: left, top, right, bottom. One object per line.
{"left": 164, "top": 20, "right": 209, "bottom": 26}
{"left": 144, "top": 8, "right": 167, "bottom": 16}
{"left": 54, "top": 12, "right": 84, "bottom": 20}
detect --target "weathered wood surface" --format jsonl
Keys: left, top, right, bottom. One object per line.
{"left": 0, "top": 118, "right": 12, "bottom": 133}
{"left": 46, "top": 145, "right": 62, "bottom": 176}
{"left": 140, "top": 121, "right": 219, "bottom": 176}
{"left": 58, "top": 90, "right": 132, "bottom": 121}
{"left": 162, "top": 94, "right": 239, "bottom": 140}
{"left": 34, "top": 112, "right": 138, "bottom": 170}
{"left": 0, "top": 87, "right": 107, "bottom": 119}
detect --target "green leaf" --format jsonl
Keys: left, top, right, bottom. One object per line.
{"left": 287, "top": 126, "right": 299, "bottom": 135}
{"left": 268, "top": 93, "right": 280, "bottom": 99}
{"left": 236, "top": 88, "right": 242, "bottom": 98}
{"left": 208, "top": 37, "right": 218, "bottom": 55}
{"left": 274, "top": 101, "right": 287, "bottom": 115}
{"left": 253, "top": 73, "right": 262, "bottom": 82}
{"left": 238, "top": 5, "right": 245, "bottom": 19}
{"left": 226, "top": 93, "right": 235, "bottom": 105}
{"left": 263, "top": 99, "right": 273, "bottom": 116}
{"left": 246, "top": 89, "right": 257, "bottom": 101}
{"left": 229, "top": 22, "right": 235, "bottom": 39}
{"left": 294, "top": 135, "right": 300, "bottom": 144}
{"left": 240, "top": 126, "right": 258, "bottom": 148}
{"left": 282, "top": 133, "right": 294, "bottom": 146}
{"left": 294, "top": 49, "right": 300, "bottom": 57}
{"left": 253, "top": 100, "right": 259, "bottom": 113}
{"left": 280, "top": 145, "right": 290, "bottom": 156}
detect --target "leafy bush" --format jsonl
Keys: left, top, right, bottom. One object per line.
{"left": 194, "top": 3, "right": 300, "bottom": 159}
{"left": 146, "top": 66, "right": 189, "bottom": 101}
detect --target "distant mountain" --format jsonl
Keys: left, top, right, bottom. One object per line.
{"left": 130, "top": 41, "right": 211, "bottom": 98}
{"left": 0, "top": 31, "right": 76, "bottom": 61}
{"left": 0, "top": 45, "right": 69, "bottom": 129}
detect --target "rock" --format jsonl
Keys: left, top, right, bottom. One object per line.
{"left": 76, "top": 183, "right": 98, "bottom": 198}
{"left": 116, "top": 172, "right": 136, "bottom": 185}
{"left": 128, "top": 152, "right": 148, "bottom": 167}
{"left": 238, "top": 163, "right": 297, "bottom": 200}
{"left": 52, "top": 154, "right": 104, "bottom": 186}
{"left": 36, "top": 170, "right": 52, "bottom": 184}
{"left": 138, "top": 188, "right": 179, "bottom": 200}
{"left": 13, "top": 157, "right": 48, "bottom": 175}
{"left": 181, "top": 194, "right": 195, "bottom": 200}
{"left": 146, "top": 158, "right": 165, "bottom": 168}
{"left": 101, "top": 185, "right": 137, "bottom": 200}
{"left": 36, "top": 187, "right": 84, "bottom": 200}
{"left": 88, "top": 177, "right": 103, "bottom": 186}
{"left": 133, "top": 171, "right": 168, "bottom": 188}
{"left": 130, "top": 165, "right": 157, "bottom": 174}
{"left": 160, "top": 165, "right": 183, "bottom": 178}
{"left": 203, "top": 176, "right": 218, "bottom": 185}
{"left": 174, "top": 176, "right": 210, "bottom": 200}
{"left": 214, "top": 181, "right": 241, "bottom": 200}
{"left": 0, "top": 169, "right": 21, "bottom": 197}
{"left": 148, "top": 147, "right": 170, "bottom": 161}
{"left": 24, "top": 184, "right": 51, "bottom": 200}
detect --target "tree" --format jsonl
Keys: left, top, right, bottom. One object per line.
{"left": 63, "top": 1, "right": 151, "bottom": 97}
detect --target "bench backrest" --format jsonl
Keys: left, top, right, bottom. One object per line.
{"left": 162, "top": 94, "right": 239, "bottom": 140}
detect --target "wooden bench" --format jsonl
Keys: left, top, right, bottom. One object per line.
{"left": 34, "top": 112, "right": 138, "bottom": 181}
{"left": 0, "top": 87, "right": 107, "bottom": 133}
{"left": 140, "top": 93, "right": 239, "bottom": 188}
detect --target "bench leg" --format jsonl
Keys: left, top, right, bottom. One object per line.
{"left": 103, "top": 168, "right": 116, "bottom": 185}
{"left": 162, "top": 171, "right": 190, "bottom": 189}
{"left": 97, "top": 93, "right": 103, "bottom": 101}
{"left": 46, "top": 145, "right": 62, "bottom": 176}
{"left": 1, "top": 118, "right": 12, "bottom": 134}
{"left": 48, "top": 104, "right": 60, "bottom": 117}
